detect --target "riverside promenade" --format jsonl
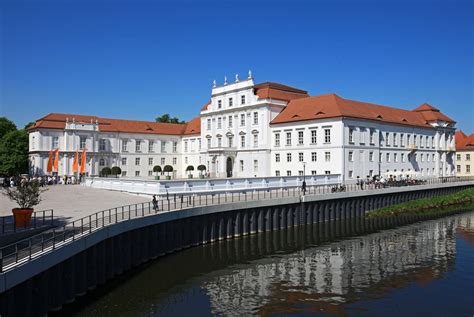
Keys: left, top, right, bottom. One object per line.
{"left": 0, "top": 178, "right": 473, "bottom": 316}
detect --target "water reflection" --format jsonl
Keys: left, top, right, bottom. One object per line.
{"left": 68, "top": 212, "right": 474, "bottom": 317}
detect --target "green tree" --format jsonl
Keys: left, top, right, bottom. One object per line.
{"left": 155, "top": 113, "right": 185, "bottom": 124}
{"left": 0, "top": 117, "right": 17, "bottom": 140}
{"left": 0, "top": 129, "right": 29, "bottom": 176}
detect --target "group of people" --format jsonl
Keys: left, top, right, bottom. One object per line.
{"left": 1, "top": 174, "right": 86, "bottom": 188}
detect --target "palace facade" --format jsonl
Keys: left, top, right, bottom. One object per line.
{"left": 28, "top": 72, "right": 457, "bottom": 180}
{"left": 455, "top": 131, "right": 473, "bottom": 176}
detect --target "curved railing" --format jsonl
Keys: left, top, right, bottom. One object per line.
{"left": 0, "top": 176, "right": 471, "bottom": 273}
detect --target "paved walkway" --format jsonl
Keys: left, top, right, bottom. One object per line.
{"left": 0, "top": 185, "right": 149, "bottom": 221}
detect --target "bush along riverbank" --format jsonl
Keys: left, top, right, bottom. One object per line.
{"left": 367, "top": 188, "right": 474, "bottom": 218}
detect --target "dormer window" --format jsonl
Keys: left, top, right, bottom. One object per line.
{"left": 241, "top": 95, "right": 246, "bottom": 105}
{"left": 218, "top": 100, "right": 222, "bottom": 109}
{"left": 229, "top": 97, "right": 233, "bottom": 107}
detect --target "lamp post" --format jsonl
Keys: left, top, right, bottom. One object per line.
{"left": 302, "top": 161, "right": 307, "bottom": 195}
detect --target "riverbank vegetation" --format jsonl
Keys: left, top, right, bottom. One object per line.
{"left": 367, "top": 188, "right": 474, "bottom": 218}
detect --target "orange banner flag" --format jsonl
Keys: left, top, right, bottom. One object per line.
{"left": 53, "top": 149, "right": 59, "bottom": 172}
{"left": 47, "top": 150, "right": 53, "bottom": 173}
{"left": 80, "top": 149, "right": 86, "bottom": 174}
{"left": 72, "top": 150, "right": 79, "bottom": 173}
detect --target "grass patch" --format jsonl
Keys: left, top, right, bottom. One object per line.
{"left": 367, "top": 188, "right": 474, "bottom": 218}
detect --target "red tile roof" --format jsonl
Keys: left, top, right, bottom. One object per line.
{"left": 254, "top": 82, "right": 309, "bottom": 101}
{"left": 456, "top": 131, "right": 474, "bottom": 151}
{"left": 30, "top": 113, "right": 189, "bottom": 135}
{"left": 271, "top": 93, "right": 455, "bottom": 128}
{"left": 200, "top": 100, "right": 211, "bottom": 111}
{"left": 182, "top": 117, "right": 201, "bottom": 135}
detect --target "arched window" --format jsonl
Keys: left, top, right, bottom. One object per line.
{"left": 99, "top": 158, "right": 105, "bottom": 166}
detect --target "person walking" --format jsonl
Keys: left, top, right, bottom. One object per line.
{"left": 152, "top": 195, "right": 158, "bottom": 212}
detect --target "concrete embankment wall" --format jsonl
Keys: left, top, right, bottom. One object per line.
{"left": 0, "top": 182, "right": 472, "bottom": 316}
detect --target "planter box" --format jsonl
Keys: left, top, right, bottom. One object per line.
{"left": 166, "top": 176, "right": 171, "bottom": 180}
{"left": 188, "top": 175, "right": 193, "bottom": 179}
{"left": 155, "top": 176, "right": 160, "bottom": 180}
{"left": 12, "top": 208, "right": 34, "bottom": 228}
{"left": 199, "top": 175, "right": 205, "bottom": 179}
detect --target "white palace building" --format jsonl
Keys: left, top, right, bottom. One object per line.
{"left": 28, "top": 71, "right": 457, "bottom": 181}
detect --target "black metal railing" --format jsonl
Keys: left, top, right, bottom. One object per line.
{"left": 0, "top": 209, "right": 54, "bottom": 235}
{"left": 0, "top": 176, "right": 472, "bottom": 273}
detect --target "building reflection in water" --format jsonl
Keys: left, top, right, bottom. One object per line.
{"left": 202, "top": 214, "right": 473, "bottom": 316}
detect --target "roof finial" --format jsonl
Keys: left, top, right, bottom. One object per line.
{"left": 66, "top": 117, "right": 69, "bottom": 122}
{"left": 235, "top": 74, "right": 239, "bottom": 82}
{"left": 224, "top": 76, "right": 228, "bottom": 85}
{"left": 248, "top": 69, "right": 253, "bottom": 80}
{"left": 212, "top": 79, "right": 216, "bottom": 88}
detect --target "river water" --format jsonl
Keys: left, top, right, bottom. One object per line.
{"left": 65, "top": 211, "right": 474, "bottom": 317}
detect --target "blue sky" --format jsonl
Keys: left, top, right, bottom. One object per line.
{"left": 1, "top": 0, "right": 473, "bottom": 132}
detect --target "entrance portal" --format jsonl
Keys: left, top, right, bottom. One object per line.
{"left": 226, "top": 157, "right": 233, "bottom": 177}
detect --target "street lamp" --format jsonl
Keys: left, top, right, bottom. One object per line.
{"left": 302, "top": 161, "right": 307, "bottom": 195}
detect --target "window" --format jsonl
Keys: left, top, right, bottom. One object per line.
{"left": 369, "top": 152, "right": 374, "bottom": 162}
{"left": 185, "top": 157, "right": 188, "bottom": 164}
{"left": 135, "top": 171, "right": 140, "bottom": 177}
{"left": 349, "top": 170, "right": 353, "bottom": 178}
{"left": 275, "top": 133, "right": 280, "bottom": 147}
{"left": 311, "top": 170, "right": 317, "bottom": 175}
{"left": 324, "top": 129, "right": 331, "bottom": 143}
{"left": 393, "top": 133, "right": 398, "bottom": 146}
{"left": 217, "top": 117, "right": 222, "bottom": 129}
{"left": 349, "top": 128, "right": 354, "bottom": 143}
{"left": 173, "top": 142, "right": 177, "bottom": 153}
{"left": 240, "top": 114, "right": 245, "bottom": 126}
{"left": 136, "top": 140, "right": 141, "bottom": 152}
{"left": 369, "top": 170, "right": 373, "bottom": 177}
{"left": 466, "top": 165, "right": 471, "bottom": 173}
{"left": 286, "top": 132, "right": 292, "bottom": 146}
{"left": 401, "top": 153, "right": 405, "bottom": 162}
{"left": 467, "top": 154, "right": 471, "bottom": 161}
{"left": 275, "top": 170, "right": 280, "bottom": 176}
{"left": 198, "top": 139, "right": 201, "bottom": 150}
{"left": 360, "top": 128, "right": 366, "bottom": 144}
{"left": 121, "top": 171, "right": 127, "bottom": 177}
{"left": 228, "top": 136, "right": 233, "bottom": 148}
{"left": 148, "top": 158, "right": 153, "bottom": 165}
{"left": 298, "top": 152, "right": 304, "bottom": 162}
{"left": 241, "top": 95, "right": 246, "bottom": 105}
{"left": 325, "top": 152, "right": 330, "bottom": 162}
{"left": 400, "top": 133, "right": 405, "bottom": 146}
{"left": 229, "top": 97, "right": 233, "bottom": 107}
{"left": 420, "top": 136, "right": 424, "bottom": 147}
{"left": 431, "top": 136, "right": 435, "bottom": 148}
{"left": 298, "top": 170, "right": 304, "bottom": 176}
{"left": 135, "top": 158, "right": 140, "bottom": 165}
{"left": 287, "top": 153, "right": 292, "bottom": 162}
{"left": 80, "top": 137, "right": 86, "bottom": 150}
{"left": 253, "top": 112, "right": 258, "bottom": 125}
{"left": 369, "top": 129, "right": 375, "bottom": 144}
{"left": 52, "top": 136, "right": 59, "bottom": 149}
{"left": 217, "top": 137, "right": 222, "bottom": 147}
{"left": 311, "top": 152, "right": 317, "bottom": 162}
{"left": 287, "top": 170, "right": 292, "bottom": 176}
{"left": 240, "top": 160, "right": 244, "bottom": 172}
{"left": 161, "top": 141, "right": 166, "bottom": 153}
{"left": 184, "top": 141, "right": 188, "bottom": 152}
{"left": 148, "top": 141, "right": 154, "bottom": 153}
{"left": 99, "top": 139, "right": 106, "bottom": 151}
{"left": 349, "top": 151, "right": 354, "bottom": 162}
{"left": 420, "top": 154, "right": 424, "bottom": 162}
{"left": 275, "top": 153, "right": 280, "bottom": 162}
{"left": 311, "top": 130, "right": 317, "bottom": 144}
{"left": 386, "top": 153, "right": 390, "bottom": 162}
{"left": 253, "top": 134, "right": 258, "bottom": 147}
{"left": 207, "top": 138, "right": 211, "bottom": 148}
{"left": 325, "top": 171, "right": 331, "bottom": 175}
{"left": 99, "top": 158, "right": 105, "bottom": 166}
{"left": 298, "top": 131, "right": 304, "bottom": 145}
{"left": 432, "top": 153, "right": 435, "bottom": 161}
{"left": 385, "top": 133, "right": 390, "bottom": 146}
{"left": 173, "top": 157, "right": 177, "bottom": 164}
{"left": 207, "top": 119, "right": 211, "bottom": 130}
{"left": 253, "top": 160, "right": 258, "bottom": 172}
{"left": 407, "top": 134, "right": 411, "bottom": 145}
{"left": 241, "top": 135, "right": 246, "bottom": 147}
{"left": 121, "top": 158, "right": 127, "bottom": 165}
{"left": 457, "top": 154, "right": 461, "bottom": 160}
{"left": 161, "top": 158, "right": 165, "bottom": 165}
{"left": 380, "top": 153, "right": 383, "bottom": 162}
{"left": 457, "top": 165, "right": 461, "bottom": 173}
{"left": 148, "top": 171, "right": 153, "bottom": 176}
{"left": 218, "top": 100, "right": 222, "bottom": 108}
{"left": 228, "top": 116, "right": 233, "bottom": 128}
{"left": 394, "top": 153, "right": 398, "bottom": 162}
